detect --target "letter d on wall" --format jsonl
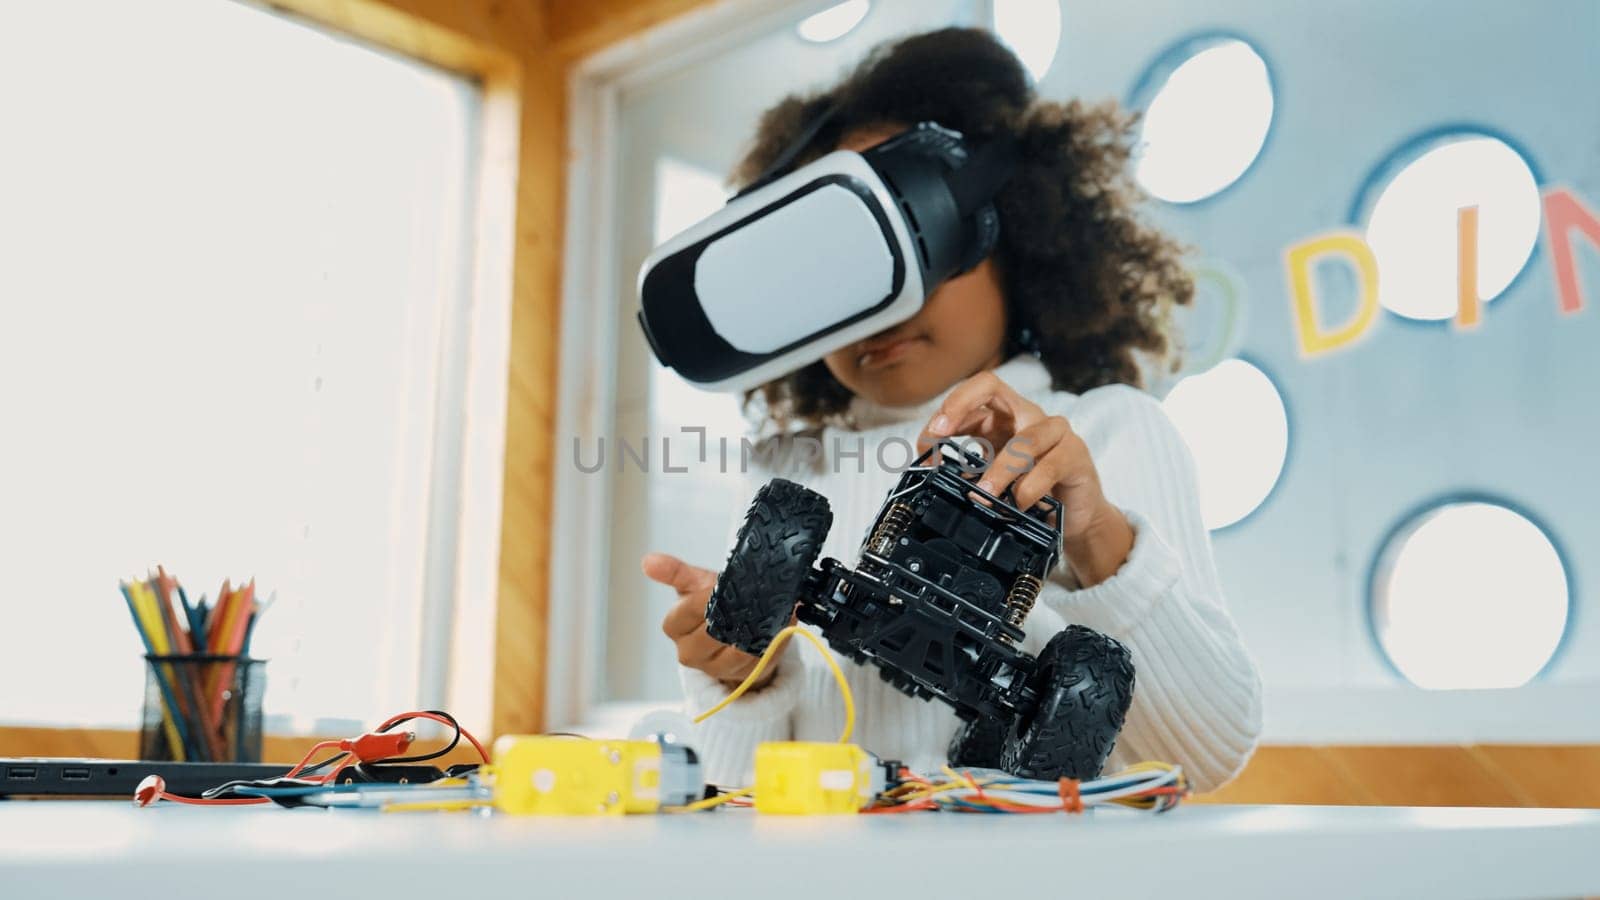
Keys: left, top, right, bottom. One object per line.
{"left": 1285, "top": 230, "right": 1380, "bottom": 357}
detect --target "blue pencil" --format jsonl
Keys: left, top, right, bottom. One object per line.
{"left": 239, "top": 591, "right": 274, "bottom": 658}
{"left": 177, "top": 583, "right": 206, "bottom": 648}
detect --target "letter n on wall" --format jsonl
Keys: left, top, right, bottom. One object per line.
{"left": 1543, "top": 187, "right": 1600, "bottom": 316}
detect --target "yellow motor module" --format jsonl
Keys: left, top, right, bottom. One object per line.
{"left": 493, "top": 735, "right": 703, "bottom": 816}
{"left": 753, "top": 741, "right": 886, "bottom": 815}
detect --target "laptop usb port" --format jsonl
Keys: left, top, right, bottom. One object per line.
{"left": 62, "top": 767, "right": 91, "bottom": 781}
{"left": 5, "top": 766, "right": 38, "bottom": 780}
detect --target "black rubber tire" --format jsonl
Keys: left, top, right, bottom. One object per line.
{"left": 705, "top": 479, "right": 832, "bottom": 655}
{"left": 1000, "top": 625, "right": 1135, "bottom": 781}
{"left": 947, "top": 715, "right": 1009, "bottom": 771}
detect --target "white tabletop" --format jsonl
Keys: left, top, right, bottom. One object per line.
{"left": 1, "top": 801, "right": 1597, "bottom": 899}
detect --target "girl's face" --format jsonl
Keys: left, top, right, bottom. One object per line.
{"left": 822, "top": 123, "right": 1010, "bottom": 409}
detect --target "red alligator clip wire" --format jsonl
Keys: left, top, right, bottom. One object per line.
{"left": 343, "top": 730, "right": 415, "bottom": 762}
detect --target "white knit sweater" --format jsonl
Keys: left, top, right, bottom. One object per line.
{"left": 679, "top": 356, "right": 1263, "bottom": 793}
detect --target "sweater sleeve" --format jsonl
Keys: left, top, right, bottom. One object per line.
{"left": 1037, "top": 384, "right": 1263, "bottom": 793}
{"left": 680, "top": 636, "right": 804, "bottom": 785}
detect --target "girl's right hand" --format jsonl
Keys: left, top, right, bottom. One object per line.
{"left": 645, "top": 552, "right": 776, "bottom": 690}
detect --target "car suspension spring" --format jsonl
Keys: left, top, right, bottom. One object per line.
{"left": 867, "top": 502, "right": 913, "bottom": 557}
{"left": 1002, "top": 573, "right": 1042, "bottom": 633}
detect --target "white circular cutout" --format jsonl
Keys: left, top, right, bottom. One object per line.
{"left": 796, "top": 0, "right": 870, "bottom": 43}
{"left": 1373, "top": 502, "right": 1568, "bottom": 689}
{"left": 992, "top": 0, "right": 1062, "bottom": 83}
{"left": 1134, "top": 39, "right": 1273, "bottom": 203}
{"left": 1363, "top": 135, "right": 1541, "bottom": 321}
{"left": 1162, "top": 358, "right": 1288, "bottom": 529}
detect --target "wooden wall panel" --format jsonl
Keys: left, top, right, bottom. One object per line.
{"left": 263, "top": 0, "right": 532, "bottom": 75}
{"left": 1326, "top": 746, "right": 1531, "bottom": 807}
{"left": 1191, "top": 745, "right": 1600, "bottom": 809}
{"left": 543, "top": 0, "right": 723, "bottom": 61}
{"left": 1190, "top": 746, "right": 1378, "bottom": 806}
{"left": 491, "top": 39, "right": 565, "bottom": 742}
{"left": 1471, "top": 745, "right": 1600, "bottom": 808}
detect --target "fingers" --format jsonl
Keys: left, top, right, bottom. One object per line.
{"left": 650, "top": 555, "right": 773, "bottom": 686}
{"left": 1013, "top": 428, "right": 1093, "bottom": 512}
{"left": 671, "top": 621, "right": 722, "bottom": 667}
{"left": 661, "top": 591, "right": 710, "bottom": 639}
{"left": 977, "top": 417, "right": 1069, "bottom": 502}
{"left": 918, "top": 370, "right": 1045, "bottom": 457}
{"left": 641, "top": 552, "right": 717, "bottom": 597}
{"left": 663, "top": 603, "right": 759, "bottom": 683}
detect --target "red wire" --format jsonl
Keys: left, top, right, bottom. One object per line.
{"left": 323, "top": 755, "right": 361, "bottom": 785}
{"left": 157, "top": 793, "right": 268, "bottom": 806}
{"left": 138, "top": 709, "right": 488, "bottom": 807}
{"left": 375, "top": 711, "right": 490, "bottom": 763}
{"left": 861, "top": 802, "right": 937, "bottom": 814}
{"left": 285, "top": 741, "right": 346, "bottom": 780}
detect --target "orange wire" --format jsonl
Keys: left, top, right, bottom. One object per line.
{"left": 1057, "top": 777, "right": 1083, "bottom": 814}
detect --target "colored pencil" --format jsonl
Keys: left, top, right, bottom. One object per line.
{"left": 119, "top": 569, "right": 271, "bottom": 762}
{"left": 120, "top": 582, "right": 188, "bottom": 761}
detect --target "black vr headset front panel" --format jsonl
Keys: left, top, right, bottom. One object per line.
{"left": 638, "top": 174, "right": 907, "bottom": 386}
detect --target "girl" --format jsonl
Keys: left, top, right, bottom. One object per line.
{"left": 643, "top": 27, "right": 1262, "bottom": 793}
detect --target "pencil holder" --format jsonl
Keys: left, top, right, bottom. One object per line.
{"left": 140, "top": 654, "right": 266, "bottom": 763}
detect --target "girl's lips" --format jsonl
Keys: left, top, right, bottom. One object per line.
{"left": 857, "top": 335, "right": 928, "bottom": 369}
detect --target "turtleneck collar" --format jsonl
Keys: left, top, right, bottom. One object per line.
{"left": 845, "top": 355, "right": 1054, "bottom": 430}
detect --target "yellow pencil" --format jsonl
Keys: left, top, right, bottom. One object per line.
{"left": 131, "top": 581, "right": 187, "bottom": 761}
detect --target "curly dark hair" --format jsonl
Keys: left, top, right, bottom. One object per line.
{"left": 731, "top": 27, "right": 1193, "bottom": 429}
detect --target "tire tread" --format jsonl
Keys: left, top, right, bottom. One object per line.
{"left": 706, "top": 479, "right": 832, "bottom": 654}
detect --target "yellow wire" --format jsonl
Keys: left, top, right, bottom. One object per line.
{"left": 382, "top": 800, "right": 493, "bottom": 813}
{"left": 692, "top": 625, "right": 855, "bottom": 743}
{"left": 666, "top": 787, "right": 753, "bottom": 813}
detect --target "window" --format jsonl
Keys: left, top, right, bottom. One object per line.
{"left": 1131, "top": 37, "right": 1274, "bottom": 203}
{"left": 796, "top": 1, "right": 871, "bottom": 43}
{"left": 1371, "top": 501, "right": 1569, "bottom": 689}
{"left": 0, "top": 0, "right": 486, "bottom": 731}
{"left": 991, "top": 0, "right": 1062, "bottom": 83}
{"left": 1161, "top": 359, "right": 1289, "bottom": 530}
{"left": 649, "top": 157, "right": 746, "bottom": 439}
{"left": 1359, "top": 132, "right": 1541, "bottom": 321}
{"left": 600, "top": 158, "right": 748, "bottom": 703}
{"left": 653, "top": 157, "right": 732, "bottom": 245}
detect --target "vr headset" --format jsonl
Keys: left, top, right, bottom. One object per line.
{"left": 636, "top": 114, "right": 1018, "bottom": 392}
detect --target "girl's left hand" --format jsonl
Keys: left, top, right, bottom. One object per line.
{"left": 918, "top": 369, "right": 1134, "bottom": 587}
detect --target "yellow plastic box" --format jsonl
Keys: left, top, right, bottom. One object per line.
{"left": 753, "top": 741, "right": 878, "bottom": 815}
{"left": 493, "top": 736, "right": 663, "bottom": 816}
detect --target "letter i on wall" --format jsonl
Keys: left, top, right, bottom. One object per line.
{"left": 1457, "top": 205, "right": 1481, "bottom": 329}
